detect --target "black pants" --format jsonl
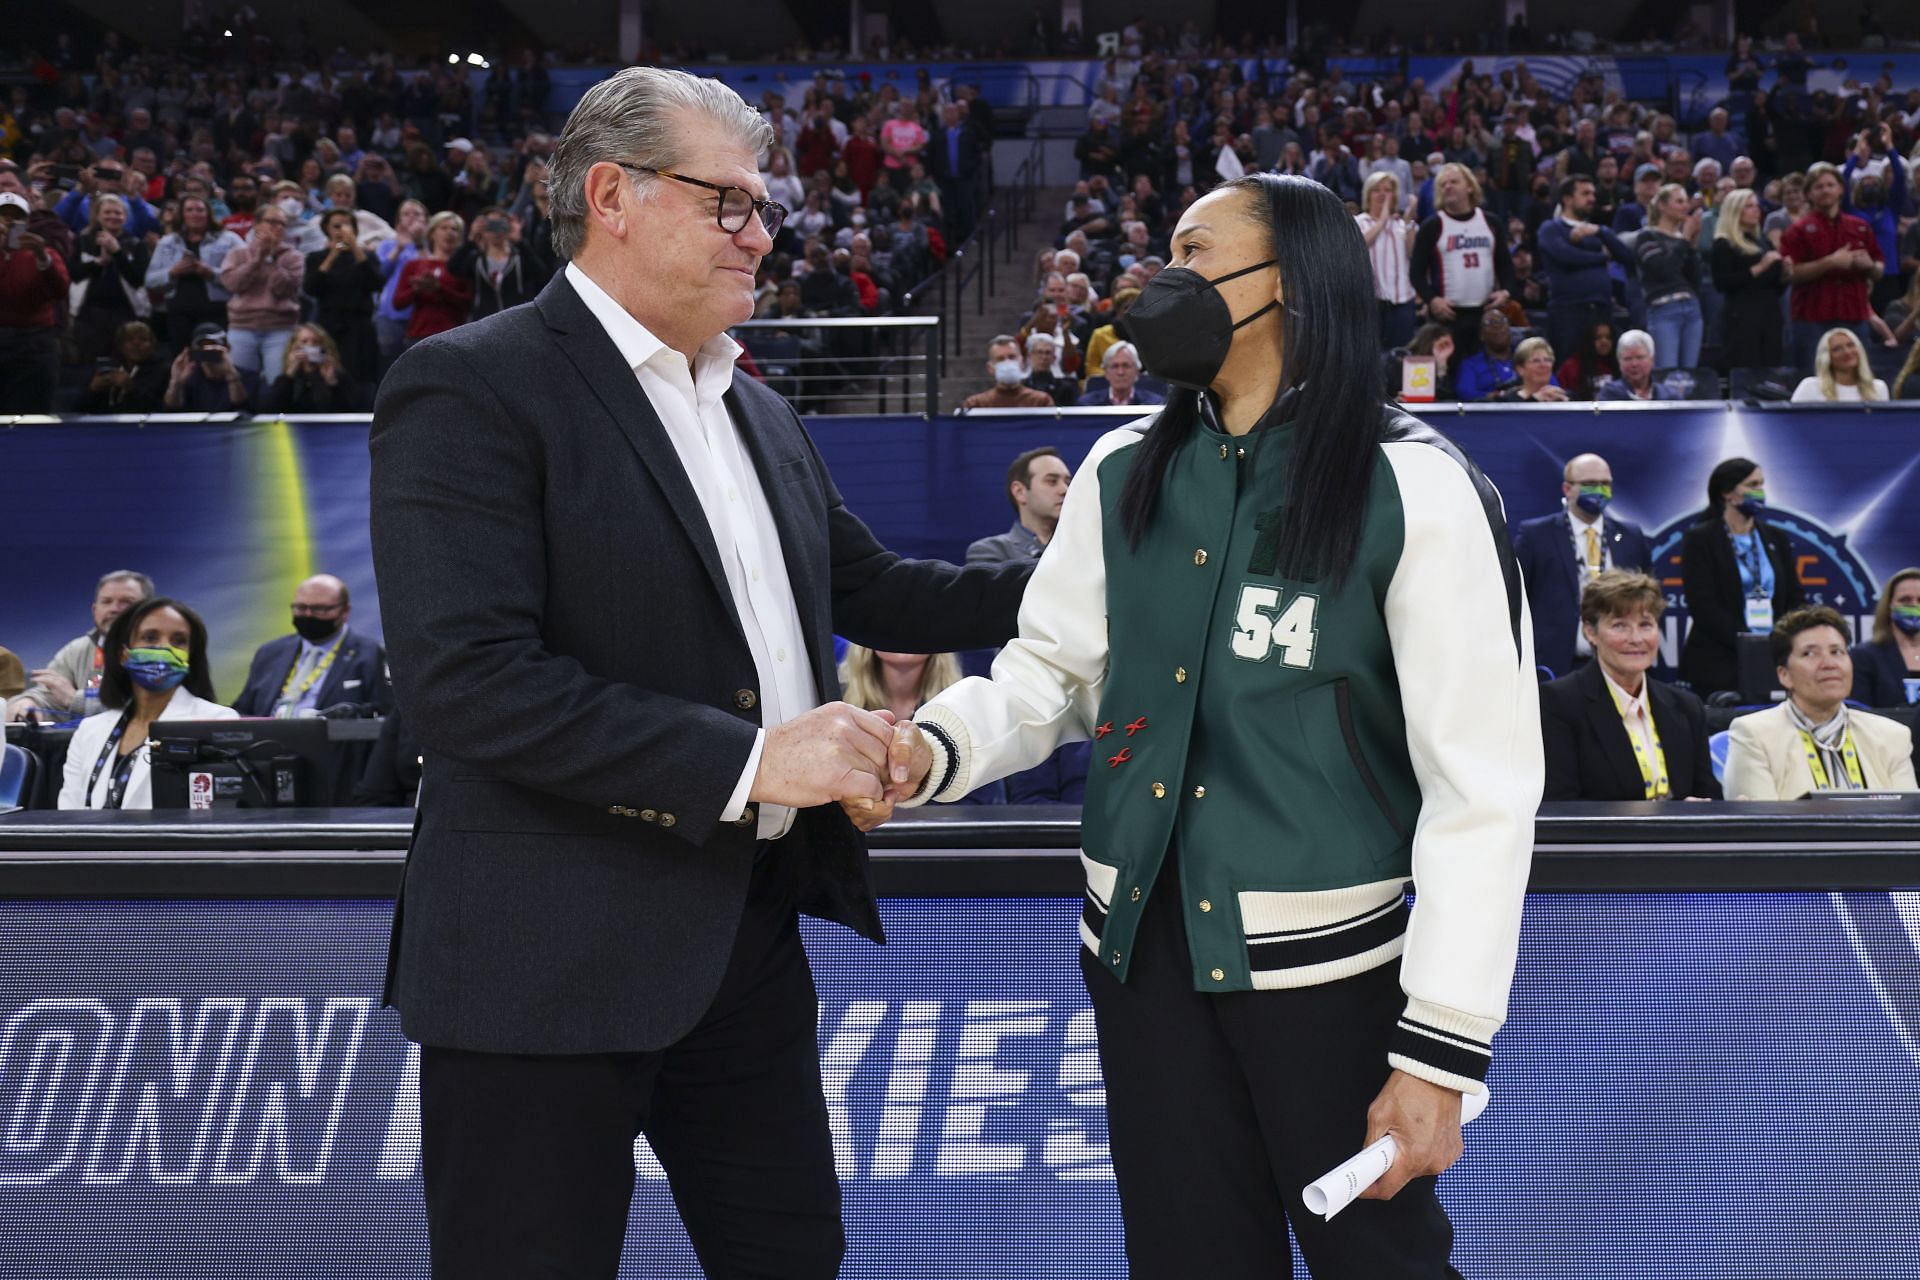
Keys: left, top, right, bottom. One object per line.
{"left": 418, "top": 855, "right": 843, "bottom": 1280}
{"left": 1082, "top": 859, "right": 1461, "bottom": 1280}
{"left": 0, "top": 325, "right": 59, "bottom": 413}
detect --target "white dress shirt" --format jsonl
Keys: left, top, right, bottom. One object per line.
{"left": 1601, "top": 668, "right": 1659, "bottom": 781}
{"left": 1568, "top": 509, "right": 1609, "bottom": 657}
{"left": 565, "top": 263, "right": 818, "bottom": 840}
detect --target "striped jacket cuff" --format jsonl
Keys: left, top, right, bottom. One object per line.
{"left": 896, "top": 705, "right": 973, "bottom": 807}
{"left": 1388, "top": 997, "right": 1498, "bottom": 1090}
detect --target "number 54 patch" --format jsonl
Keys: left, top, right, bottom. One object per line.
{"left": 1230, "top": 584, "right": 1319, "bottom": 668}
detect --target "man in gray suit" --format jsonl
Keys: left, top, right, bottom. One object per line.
{"left": 965, "top": 445, "right": 1073, "bottom": 564}
{"left": 370, "top": 67, "right": 1030, "bottom": 1278}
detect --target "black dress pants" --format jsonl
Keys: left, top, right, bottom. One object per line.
{"left": 418, "top": 855, "right": 844, "bottom": 1280}
{"left": 1082, "top": 857, "right": 1463, "bottom": 1280}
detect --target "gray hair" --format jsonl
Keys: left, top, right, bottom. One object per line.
{"left": 1616, "top": 329, "right": 1655, "bottom": 358}
{"left": 547, "top": 67, "right": 774, "bottom": 261}
{"left": 1104, "top": 341, "right": 1141, "bottom": 368}
{"left": 97, "top": 570, "right": 155, "bottom": 599}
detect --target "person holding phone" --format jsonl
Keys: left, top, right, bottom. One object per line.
{"left": 304, "top": 208, "right": 384, "bottom": 382}
{"left": 163, "top": 322, "right": 254, "bottom": 410}
{"left": 258, "top": 322, "right": 366, "bottom": 413}
{"left": 0, "top": 180, "right": 71, "bottom": 412}
{"left": 77, "top": 321, "right": 167, "bottom": 413}
{"left": 450, "top": 204, "right": 552, "bottom": 321}
{"left": 146, "top": 194, "right": 242, "bottom": 356}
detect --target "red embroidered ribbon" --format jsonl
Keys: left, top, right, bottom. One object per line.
{"left": 1106, "top": 748, "right": 1133, "bottom": 768}
{"left": 1125, "top": 717, "right": 1149, "bottom": 736}
{"left": 1093, "top": 721, "right": 1115, "bottom": 739}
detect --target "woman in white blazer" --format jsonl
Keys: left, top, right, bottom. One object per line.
{"left": 1724, "top": 605, "right": 1918, "bottom": 800}
{"left": 60, "top": 597, "right": 238, "bottom": 810}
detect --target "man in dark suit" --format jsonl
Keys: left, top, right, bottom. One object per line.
{"left": 927, "top": 100, "right": 984, "bottom": 245}
{"left": 1511, "top": 453, "right": 1650, "bottom": 680}
{"left": 231, "top": 574, "right": 392, "bottom": 717}
{"left": 368, "top": 68, "right": 1031, "bottom": 1279}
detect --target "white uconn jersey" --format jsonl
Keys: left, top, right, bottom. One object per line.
{"left": 1436, "top": 209, "right": 1497, "bottom": 306}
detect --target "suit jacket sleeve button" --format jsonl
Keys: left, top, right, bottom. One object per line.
{"left": 641, "top": 809, "right": 657, "bottom": 822}
{"left": 659, "top": 813, "right": 677, "bottom": 828}
{"left": 735, "top": 689, "right": 758, "bottom": 710}
{"left": 607, "top": 805, "right": 623, "bottom": 816}
{"left": 735, "top": 807, "right": 756, "bottom": 827}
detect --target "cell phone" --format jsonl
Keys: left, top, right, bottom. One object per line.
{"left": 484, "top": 216, "right": 509, "bottom": 234}
{"left": 48, "top": 164, "right": 83, "bottom": 189}
{"left": 94, "top": 356, "right": 116, "bottom": 371}
{"left": 4, "top": 222, "right": 22, "bottom": 251}
{"left": 191, "top": 346, "right": 224, "bottom": 366}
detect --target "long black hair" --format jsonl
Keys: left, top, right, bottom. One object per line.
{"left": 1115, "top": 173, "right": 1384, "bottom": 586}
{"left": 1699, "top": 456, "right": 1760, "bottom": 526}
{"left": 98, "top": 596, "right": 217, "bottom": 710}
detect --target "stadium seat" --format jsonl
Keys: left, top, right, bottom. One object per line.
{"left": 1656, "top": 367, "right": 1721, "bottom": 400}
{"left": 1729, "top": 367, "right": 1802, "bottom": 401}
{"left": 1709, "top": 730, "right": 1729, "bottom": 785}
{"left": 0, "top": 743, "right": 38, "bottom": 809}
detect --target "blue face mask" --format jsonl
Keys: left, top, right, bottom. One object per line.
{"left": 1574, "top": 482, "right": 1612, "bottom": 517}
{"left": 1737, "top": 488, "right": 1766, "bottom": 517}
{"left": 1892, "top": 604, "right": 1920, "bottom": 636}
{"left": 123, "top": 646, "right": 190, "bottom": 693}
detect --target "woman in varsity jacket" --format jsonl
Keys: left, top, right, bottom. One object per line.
{"left": 882, "top": 174, "right": 1544, "bottom": 1277}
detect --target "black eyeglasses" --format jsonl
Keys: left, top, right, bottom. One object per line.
{"left": 624, "top": 165, "right": 787, "bottom": 238}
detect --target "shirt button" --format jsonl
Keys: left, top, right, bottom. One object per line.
{"left": 1199, "top": 899, "right": 1212, "bottom": 912}
{"left": 776, "top": 648, "right": 786, "bottom": 662}
{"left": 751, "top": 568, "right": 761, "bottom": 582}
{"left": 1219, "top": 443, "right": 1229, "bottom": 459}
{"left": 735, "top": 689, "right": 758, "bottom": 710}
{"left": 1130, "top": 886, "right": 1142, "bottom": 902}
{"left": 1193, "top": 548, "right": 1208, "bottom": 566}
{"left": 1210, "top": 968, "right": 1225, "bottom": 982}
{"left": 1193, "top": 785, "right": 1206, "bottom": 799}
{"left": 1151, "top": 781, "right": 1166, "bottom": 798}
{"left": 728, "top": 488, "right": 738, "bottom": 502}
{"left": 1174, "top": 667, "right": 1187, "bottom": 683}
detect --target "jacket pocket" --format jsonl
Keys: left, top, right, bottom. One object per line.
{"left": 1331, "top": 679, "right": 1412, "bottom": 844}
{"left": 1295, "top": 680, "right": 1413, "bottom": 877}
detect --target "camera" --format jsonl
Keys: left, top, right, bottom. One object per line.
{"left": 47, "top": 163, "right": 83, "bottom": 190}
{"left": 3, "top": 222, "right": 22, "bottom": 251}
{"left": 484, "top": 216, "right": 510, "bottom": 234}
{"left": 301, "top": 344, "right": 325, "bottom": 364}
{"left": 191, "top": 344, "right": 225, "bottom": 367}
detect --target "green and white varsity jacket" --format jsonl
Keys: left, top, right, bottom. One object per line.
{"left": 903, "top": 398, "right": 1544, "bottom": 1092}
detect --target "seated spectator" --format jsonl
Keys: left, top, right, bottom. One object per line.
{"left": 1082, "top": 286, "right": 1139, "bottom": 378}
{"left": 394, "top": 212, "right": 475, "bottom": 345}
{"left": 218, "top": 204, "right": 305, "bottom": 378}
{"left": 1077, "top": 342, "right": 1162, "bottom": 407}
{"left": 1792, "top": 328, "right": 1888, "bottom": 401}
{"left": 304, "top": 208, "right": 385, "bottom": 382}
{"left": 163, "top": 323, "right": 256, "bottom": 411}
{"left": 839, "top": 644, "right": 1001, "bottom": 805}
{"left": 1723, "top": 606, "right": 1917, "bottom": 798}
{"left": 1596, "top": 330, "right": 1676, "bottom": 400}
{"left": 58, "top": 597, "right": 238, "bottom": 810}
{"left": 962, "top": 334, "right": 1054, "bottom": 410}
{"left": 967, "top": 446, "right": 1072, "bottom": 565}
{"left": 1556, "top": 320, "right": 1618, "bottom": 399}
{"left": 0, "top": 647, "right": 23, "bottom": 702}
{"left": 232, "top": 574, "right": 391, "bottom": 718}
{"left": 1850, "top": 568, "right": 1920, "bottom": 707}
{"left": 76, "top": 321, "right": 168, "bottom": 413}
{"left": 1708, "top": 188, "right": 1787, "bottom": 372}
{"left": 1513, "top": 453, "right": 1652, "bottom": 679}
{"left": 1022, "top": 333, "right": 1080, "bottom": 407}
{"left": 7, "top": 571, "right": 154, "bottom": 722}
{"left": 1392, "top": 322, "right": 1457, "bottom": 400}
{"left": 1679, "top": 456, "right": 1805, "bottom": 698}
{"left": 1540, "top": 571, "right": 1721, "bottom": 801}
{"left": 145, "top": 194, "right": 242, "bottom": 355}
{"left": 1454, "top": 309, "right": 1517, "bottom": 401}
{"left": 259, "top": 322, "right": 368, "bottom": 413}
{"left": 1491, "top": 337, "right": 1569, "bottom": 401}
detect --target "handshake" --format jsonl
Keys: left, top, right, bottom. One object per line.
{"left": 747, "top": 702, "right": 935, "bottom": 832}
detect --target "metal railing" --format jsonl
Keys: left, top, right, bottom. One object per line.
{"left": 898, "top": 140, "right": 1046, "bottom": 365}
{"left": 730, "top": 316, "right": 942, "bottom": 418}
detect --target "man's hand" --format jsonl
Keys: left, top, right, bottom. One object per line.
{"left": 1357, "top": 1070, "right": 1465, "bottom": 1202}
{"left": 1428, "top": 297, "right": 1456, "bottom": 321}
{"left": 750, "top": 701, "right": 895, "bottom": 808}
{"left": 840, "top": 795, "right": 895, "bottom": 832}
{"left": 30, "top": 671, "right": 77, "bottom": 707}
{"left": 168, "top": 349, "right": 194, "bottom": 385}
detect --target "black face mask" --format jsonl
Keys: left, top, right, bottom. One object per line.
{"left": 292, "top": 614, "right": 341, "bottom": 643}
{"left": 1124, "top": 259, "right": 1279, "bottom": 390}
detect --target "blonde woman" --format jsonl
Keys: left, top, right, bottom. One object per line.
{"left": 1792, "top": 328, "right": 1887, "bottom": 401}
{"left": 72, "top": 193, "right": 150, "bottom": 364}
{"left": 1490, "top": 336, "right": 1568, "bottom": 401}
{"left": 1708, "top": 188, "right": 1787, "bottom": 370}
{"left": 1357, "top": 171, "right": 1417, "bottom": 350}
{"left": 1633, "top": 183, "right": 1704, "bottom": 368}
{"left": 393, "top": 211, "right": 473, "bottom": 343}
{"left": 259, "top": 321, "right": 366, "bottom": 413}
{"left": 838, "top": 645, "right": 1001, "bottom": 805}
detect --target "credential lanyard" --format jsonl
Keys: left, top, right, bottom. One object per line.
{"left": 279, "top": 633, "right": 346, "bottom": 703}
{"left": 1606, "top": 683, "right": 1670, "bottom": 800}
{"left": 1800, "top": 729, "right": 1865, "bottom": 792}
{"left": 84, "top": 709, "right": 140, "bottom": 811}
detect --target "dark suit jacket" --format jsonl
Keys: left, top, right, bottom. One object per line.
{"left": 1851, "top": 639, "right": 1917, "bottom": 708}
{"left": 231, "top": 626, "right": 392, "bottom": 717}
{"left": 1511, "top": 510, "right": 1651, "bottom": 678}
{"left": 368, "top": 271, "right": 1031, "bottom": 1055}
{"left": 1679, "top": 518, "right": 1803, "bottom": 696}
{"left": 1540, "top": 661, "right": 1722, "bottom": 801}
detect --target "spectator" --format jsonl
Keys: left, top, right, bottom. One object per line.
{"left": 1679, "top": 457, "right": 1804, "bottom": 698}
{"left": 163, "top": 322, "right": 255, "bottom": 411}
{"left": 1487, "top": 113, "right": 1537, "bottom": 220}
{"left": 1412, "top": 163, "right": 1515, "bottom": 357}
{"left": 1540, "top": 571, "right": 1720, "bottom": 802}
{"left": 6, "top": 570, "right": 154, "bottom": 722}
{"left": 394, "top": 212, "right": 475, "bottom": 345}
{"left": 231, "top": 573, "right": 391, "bottom": 718}
{"left": 1850, "top": 568, "right": 1920, "bottom": 707}
{"left": 218, "top": 205, "right": 304, "bottom": 379}
{"left": 1391, "top": 321, "right": 1457, "bottom": 400}
{"left": 930, "top": 102, "right": 984, "bottom": 243}
{"left": 454, "top": 206, "right": 554, "bottom": 322}
{"left": 1690, "top": 108, "right": 1741, "bottom": 172}
{"left": 1635, "top": 183, "right": 1706, "bottom": 370}
{"left": 1023, "top": 332, "right": 1080, "bottom": 407}
{"left": 374, "top": 200, "right": 429, "bottom": 366}
{"left": 962, "top": 334, "right": 1054, "bottom": 410}
{"left": 258, "top": 322, "right": 368, "bottom": 413}
{"left": 1557, "top": 320, "right": 1619, "bottom": 400}
{"left": 1083, "top": 287, "right": 1139, "bottom": 378}
{"left": 304, "top": 208, "right": 384, "bottom": 382}
{"left": 760, "top": 149, "right": 805, "bottom": 216}
{"left": 1723, "top": 606, "right": 1917, "bottom": 798}
{"left": 146, "top": 194, "right": 242, "bottom": 355}
{"left": 1782, "top": 163, "right": 1884, "bottom": 369}
{"left": 1709, "top": 188, "right": 1788, "bottom": 371}
{"left": 57, "top": 598, "right": 238, "bottom": 810}
{"left": 1537, "top": 175, "right": 1633, "bottom": 361}
{"left": 838, "top": 644, "right": 1002, "bottom": 803}
{"left": 1455, "top": 309, "right": 1518, "bottom": 401}
{"left": 879, "top": 100, "right": 928, "bottom": 177}
{"left": 1076, "top": 341, "right": 1162, "bottom": 407}
{"left": 449, "top": 144, "right": 503, "bottom": 226}
{"left": 353, "top": 153, "right": 405, "bottom": 226}
{"left": 1491, "top": 337, "right": 1569, "bottom": 401}
{"left": 1596, "top": 329, "right": 1676, "bottom": 400}
{"left": 968, "top": 446, "right": 1072, "bottom": 565}
{"left": 1513, "top": 454, "right": 1652, "bottom": 678}
{"left": 1611, "top": 163, "right": 1663, "bottom": 235}
{"left": 1357, "top": 172, "right": 1418, "bottom": 351}
{"left": 1762, "top": 172, "right": 1808, "bottom": 248}
{"left": 76, "top": 320, "right": 167, "bottom": 413}
{"left": 843, "top": 117, "right": 882, "bottom": 198}
{"left": 1792, "top": 328, "right": 1888, "bottom": 401}
{"left": 1897, "top": 338, "right": 1920, "bottom": 400}
{"left": 70, "top": 194, "right": 151, "bottom": 365}
{"left": 53, "top": 158, "right": 160, "bottom": 239}
{"left": 0, "top": 187, "right": 69, "bottom": 412}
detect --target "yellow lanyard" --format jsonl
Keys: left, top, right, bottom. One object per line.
{"left": 1799, "top": 729, "right": 1865, "bottom": 791}
{"left": 280, "top": 632, "right": 345, "bottom": 701}
{"left": 1606, "top": 681, "right": 1670, "bottom": 799}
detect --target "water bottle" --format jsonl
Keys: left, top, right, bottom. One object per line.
{"left": 82, "top": 682, "right": 101, "bottom": 721}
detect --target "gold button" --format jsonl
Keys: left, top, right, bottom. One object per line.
{"left": 1193, "top": 785, "right": 1206, "bottom": 799}
{"left": 1219, "top": 443, "right": 1229, "bottom": 459}
{"left": 1193, "top": 549, "right": 1208, "bottom": 566}
{"left": 734, "top": 689, "right": 757, "bottom": 710}
{"left": 1199, "top": 899, "right": 1212, "bottom": 912}
{"left": 1210, "top": 968, "right": 1225, "bottom": 982}
{"left": 1237, "top": 447, "right": 1246, "bottom": 459}
{"left": 1130, "top": 886, "right": 1142, "bottom": 902}
{"left": 1174, "top": 667, "right": 1187, "bottom": 683}
{"left": 1151, "top": 782, "right": 1166, "bottom": 798}
{"left": 607, "top": 805, "right": 623, "bottom": 816}
{"left": 659, "top": 813, "right": 677, "bottom": 829}
{"left": 1111, "top": 951, "right": 1122, "bottom": 965}
{"left": 640, "top": 808, "right": 658, "bottom": 822}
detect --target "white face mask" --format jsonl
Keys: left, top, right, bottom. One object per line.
{"left": 277, "top": 197, "right": 303, "bottom": 218}
{"left": 993, "top": 359, "right": 1025, "bottom": 387}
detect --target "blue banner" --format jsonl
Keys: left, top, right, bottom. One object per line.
{"left": 1, "top": 891, "right": 1917, "bottom": 1275}
{"left": 1, "top": 407, "right": 1914, "bottom": 702}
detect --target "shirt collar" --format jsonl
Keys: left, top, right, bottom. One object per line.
{"left": 564, "top": 261, "right": 743, "bottom": 390}
{"left": 1601, "top": 667, "right": 1647, "bottom": 714}
{"left": 1007, "top": 520, "right": 1043, "bottom": 550}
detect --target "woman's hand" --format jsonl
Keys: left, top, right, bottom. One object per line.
{"left": 168, "top": 348, "right": 193, "bottom": 385}
{"left": 1530, "top": 384, "right": 1569, "bottom": 402}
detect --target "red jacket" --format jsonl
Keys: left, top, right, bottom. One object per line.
{"left": 0, "top": 237, "right": 70, "bottom": 329}
{"left": 395, "top": 256, "right": 475, "bottom": 340}
{"left": 1780, "top": 210, "right": 1881, "bottom": 324}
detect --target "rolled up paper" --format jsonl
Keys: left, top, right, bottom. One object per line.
{"left": 1301, "top": 1086, "right": 1489, "bottom": 1220}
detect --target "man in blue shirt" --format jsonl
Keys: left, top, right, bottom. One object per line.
{"left": 1537, "top": 176, "right": 1633, "bottom": 365}
{"left": 1689, "top": 108, "right": 1742, "bottom": 172}
{"left": 1455, "top": 309, "right": 1518, "bottom": 401}
{"left": 52, "top": 160, "right": 162, "bottom": 239}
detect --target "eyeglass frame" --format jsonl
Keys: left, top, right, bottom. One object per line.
{"left": 620, "top": 165, "right": 787, "bottom": 238}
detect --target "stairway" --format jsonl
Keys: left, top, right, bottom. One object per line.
{"left": 930, "top": 184, "right": 1077, "bottom": 399}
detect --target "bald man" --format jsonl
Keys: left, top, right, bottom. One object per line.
{"left": 233, "top": 573, "right": 393, "bottom": 718}
{"left": 1511, "top": 455, "right": 1652, "bottom": 678}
